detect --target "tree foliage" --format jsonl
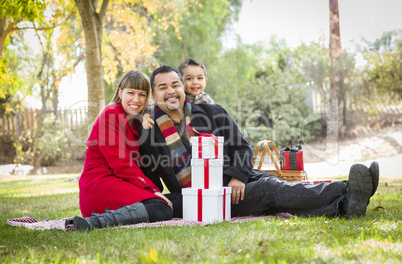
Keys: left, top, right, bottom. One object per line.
{"left": 219, "top": 40, "right": 322, "bottom": 148}
{"left": 2, "top": 1, "right": 402, "bottom": 166}
{"left": 156, "top": 0, "right": 235, "bottom": 67}
{"left": 0, "top": 0, "right": 46, "bottom": 55}
{"left": 103, "top": 0, "right": 242, "bottom": 102}
{"left": 1, "top": 30, "right": 38, "bottom": 113}
{"left": 207, "top": 41, "right": 260, "bottom": 115}
{"left": 0, "top": 0, "right": 77, "bottom": 111}
{"left": 2, "top": 0, "right": 83, "bottom": 165}
{"left": 102, "top": 0, "right": 185, "bottom": 85}
{"left": 294, "top": 41, "right": 330, "bottom": 102}
{"left": 0, "top": 0, "right": 46, "bottom": 102}
{"left": 362, "top": 30, "right": 402, "bottom": 99}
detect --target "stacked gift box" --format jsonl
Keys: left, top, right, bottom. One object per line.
{"left": 182, "top": 135, "right": 231, "bottom": 223}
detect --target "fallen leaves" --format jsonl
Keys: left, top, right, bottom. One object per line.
{"left": 150, "top": 248, "right": 157, "bottom": 263}
{"left": 373, "top": 206, "right": 385, "bottom": 212}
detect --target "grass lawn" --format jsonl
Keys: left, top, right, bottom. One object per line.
{"left": 0, "top": 174, "right": 401, "bottom": 263}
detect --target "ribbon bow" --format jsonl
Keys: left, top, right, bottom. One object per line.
{"left": 192, "top": 127, "right": 218, "bottom": 142}
{"left": 192, "top": 127, "right": 219, "bottom": 158}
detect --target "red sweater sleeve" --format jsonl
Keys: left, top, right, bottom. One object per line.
{"left": 90, "top": 107, "right": 159, "bottom": 193}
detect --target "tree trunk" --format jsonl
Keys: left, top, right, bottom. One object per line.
{"left": 74, "top": 0, "right": 109, "bottom": 125}
{"left": 329, "top": 0, "right": 342, "bottom": 140}
{"left": 329, "top": 0, "right": 341, "bottom": 61}
{"left": 52, "top": 82, "right": 59, "bottom": 119}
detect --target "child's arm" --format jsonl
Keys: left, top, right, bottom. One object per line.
{"left": 142, "top": 113, "right": 154, "bottom": 129}
{"left": 194, "top": 92, "right": 215, "bottom": 104}
{"left": 142, "top": 104, "right": 155, "bottom": 129}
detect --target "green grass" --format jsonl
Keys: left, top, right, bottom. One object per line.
{"left": 1, "top": 174, "right": 401, "bottom": 263}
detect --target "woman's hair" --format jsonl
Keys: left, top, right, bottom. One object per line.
{"left": 110, "top": 70, "right": 151, "bottom": 115}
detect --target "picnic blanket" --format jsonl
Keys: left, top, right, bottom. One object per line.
{"left": 6, "top": 213, "right": 294, "bottom": 231}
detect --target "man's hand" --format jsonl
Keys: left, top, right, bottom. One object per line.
{"left": 154, "top": 191, "right": 173, "bottom": 209}
{"left": 228, "top": 178, "right": 245, "bottom": 204}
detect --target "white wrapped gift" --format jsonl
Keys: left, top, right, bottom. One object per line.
{"left": 190, "top": 136, "right": 224, "bottom": 159}
{"left": 191, "top": 158, "right": 223, "bottom": 189}
{"left": 182, "top": 187, "right": 232, "bottom": 223}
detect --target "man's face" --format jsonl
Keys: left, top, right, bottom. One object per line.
{"left": 152, "top": 71, "right": 186, "bottom": 115}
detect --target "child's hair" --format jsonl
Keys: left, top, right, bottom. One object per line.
{"left": 110, "top": 70, "right": 151, "bottom": 115}
{"left": 178, "top": 58, "right": 207, "bottom": 78}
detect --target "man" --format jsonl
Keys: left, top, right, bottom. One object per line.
{"left": 137, "top": 65, "right": 379, "bottom": 218}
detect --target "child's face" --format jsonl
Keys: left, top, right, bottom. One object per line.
{"left": 182, "top": 65, "right": 207, "bottom": 96}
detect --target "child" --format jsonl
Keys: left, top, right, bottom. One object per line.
{"left": 177, "top": 57, "right": 215, "bottom": 104}
{"left": 142, "top": 58, "right": 214, "bottom": 129}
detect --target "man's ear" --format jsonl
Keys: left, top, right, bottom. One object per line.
{"left": 152, "top": 91, "right": 155, "bottom": 100}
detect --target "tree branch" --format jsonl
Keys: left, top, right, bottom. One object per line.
{"left": 12, "top": 11, "right": 75, "bottom": 32}
{"left": 57, "top": 52, "right": 85, "bottom": 83}
{"left": 0, "top": 16, "right": 6, "bottom": 32}
{"left": 0, "top": 20, "right": 15, "bottom": 55}
{"left": 99, "top": 0, "right": 110, "bottom": 21}
{"left": 90, "top": 0, "right": 97, "bottom": 12}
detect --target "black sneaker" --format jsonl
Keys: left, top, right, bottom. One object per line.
{"left": 344, "top": 164, "right": 373, "bottom": 217}
{"left": 369, "top": 161, "right": 379, "bottom": 197}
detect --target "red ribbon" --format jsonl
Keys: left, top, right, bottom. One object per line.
{"left": 198, "top": 137, "right": 202, "bottom": 158}
{"left": 223, "top": 188, "right": 226, "bottom": 220}
{"left": 197, "top": 189, "right": 202, "bottom": 222}
{"left": 204, "top": 159, "right": 209, "bottom": 189}
{"left": 214, "top": 141, "right": 218, "bottom": 158}
{"left": 193, "top": 127, "right": 219, "bottom": 158}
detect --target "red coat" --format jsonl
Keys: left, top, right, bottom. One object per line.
{"left": 79, "top": 102, "right": 162, "bottom": 217}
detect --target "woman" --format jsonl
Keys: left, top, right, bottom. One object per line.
{"left": 70, "top": 70, "right": 173, "bottom": 230}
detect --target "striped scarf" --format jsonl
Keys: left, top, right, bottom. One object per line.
{"left": 154, "top": 99, "right": 196, "bottom": 187}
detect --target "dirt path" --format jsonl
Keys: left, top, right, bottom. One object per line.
{"left": 303, "top": 124, "right": 402, "bottom": 179}
{"left": 304, "top": 154, "right": 402, "bottom": 179}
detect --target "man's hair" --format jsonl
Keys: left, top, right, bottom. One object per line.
{"left": 150, "top": 65, "right": 182, "bottom": 92}
{"left": 178, "top": 57, "right": 207, "bottom": 78}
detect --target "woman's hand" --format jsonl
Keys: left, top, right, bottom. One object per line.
{"left": 228, "top": 178, "right": 245, "bottom": 204}
{"left": 154, "top": 191, "right": 173, "bottom": 209}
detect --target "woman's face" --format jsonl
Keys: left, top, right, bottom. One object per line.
{"left": 118, "top": 88, "right": 148, "bottom": 116}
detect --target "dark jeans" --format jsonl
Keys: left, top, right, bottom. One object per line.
{"left": 231, "top": 172, "right": 347, "bottom": 217}
{"left": 165, "top": 193, "right": 184, "bottom": 218}
{"left": 142, "top": 198, "right": 173, "bottom": 222}
{"left": 167, "top": 172, "right": 347, "bottom": 218}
